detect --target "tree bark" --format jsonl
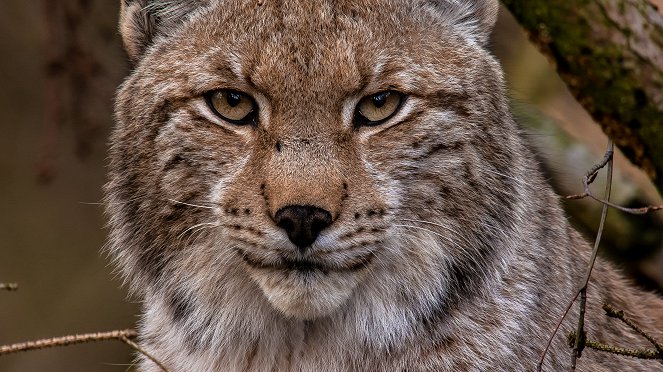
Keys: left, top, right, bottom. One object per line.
{"left": 501, "top": 0, "right": 663, "bottom": 194}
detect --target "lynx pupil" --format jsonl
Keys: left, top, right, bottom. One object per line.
{"left": 227, "top": 92, "right": 241, "bottom": 107}
{"left": 372, "top": 92, "right": 388, "bottom": 108}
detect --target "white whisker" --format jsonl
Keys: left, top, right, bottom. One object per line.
{"left": 399, "top": 218, "right": 456, "bottom": 232}
{"left": 186, "top": 224, "right": 218, "bottom": 248}
{"left": 178, "top": 222, "right": 218, "bottom": 240}
{"left": 401, "top": 217, "right": 500, "bottom": 234}
{"left": 168, "top": 199, "right": 215, "bottom": 210}
{"left": 393, "top": 224, "right": 453, "bottom": 243}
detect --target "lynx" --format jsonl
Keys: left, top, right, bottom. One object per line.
{"left": 106, "top": 0, "right": 663, "bottom": 370}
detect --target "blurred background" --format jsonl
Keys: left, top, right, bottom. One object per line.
{"left": 0, "top": 1, "right": 662, "bottom": 371}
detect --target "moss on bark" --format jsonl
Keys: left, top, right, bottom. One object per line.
{"left": 502, "top": 0, "right": 663, "bottom": 193}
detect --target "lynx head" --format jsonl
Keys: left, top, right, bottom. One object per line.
{"left": 107, "top": 0, "right": 521, "bottom": 323}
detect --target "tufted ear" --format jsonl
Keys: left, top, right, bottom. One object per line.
{"left": 119, "top": 0, "right": 206, "bottom": 63}
{"left": 425, "top": 0, "right": 499, "bottom": 46}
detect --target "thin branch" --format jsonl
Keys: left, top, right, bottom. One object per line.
{"left": 0, "top": 283, "right": 19, "bottom": 291}
{"left": 585, "top": 146, "right": 614, "bottom": 181}
{"left": 564, "top": 145, "right": 663, "bottom": 215}
{"left": 571, "top": 140, "right": 614, "bottom": 370}
{"left": 536, "top": 141, "right": 616, "bottom": 372}
{"left": 0, "top": 329, "right": 137, "bottom": 355}
{"left": 536, "top": 292, "right": 580, "bottom": 371}
{"left": 0, "top": 329, "right": 169, "bottom": 372}
{"left": 603, "top": 304, "right": 663, "bottom": 355}
{"left": 567, "top": 332, "right": 662, "bottom": 360}
{"left": 120, "top": 335, "right": 170, "bottom": 372}
{"left": 564, "top": 194, "right": 663, "bottom": 215}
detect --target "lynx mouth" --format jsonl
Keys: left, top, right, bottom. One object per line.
{"left": 237, "top": 247, "right": 372, "bottom": 318}
{"left": 235, "top": 248, "right": 374, "bottom": 274}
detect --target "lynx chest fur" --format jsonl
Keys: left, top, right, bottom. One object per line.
{"left": 107, "top": 0, "right": 663, "bottom": 370}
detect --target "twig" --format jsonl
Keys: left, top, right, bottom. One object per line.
{"left": 564, "top": 146, "right": 663, "bottom": 215}
{"left": 603, "top": 304, "right": 663, "bottom": 355}
{"left": 564, "top": 194, "right": 663, "bottom": 215}
{"left": 120, "top": 335, "right": 170, "bottom": 372}
{"left": 0, "top": 329, "right": 137, "bottom": 355}
{"left": 536, "top": 292, "right": 580, "bottom": 371}
{"left": 0, "top": 329, "right": 169, "bottom": 372}
{"left": 536, "top": 141, "right": 616, "bottom": 371}
{"left": 0, "top": 283, "right": 18, "bottom": 291}
{"left": 570, "top": 140, "right": 614, "bottom": 370}
{"left": 567, "top": 332, "right": 662, "bottom": 360}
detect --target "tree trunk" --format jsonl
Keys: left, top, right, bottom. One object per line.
{"left": 501, "top": 0, "right": 663, "bottom": 194}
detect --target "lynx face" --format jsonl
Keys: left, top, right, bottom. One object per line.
{"left": 109, "top": 0, "right": 515, "bottom": 321}
{"left": 107, "top": 2, "right": 663, "bottom": 370}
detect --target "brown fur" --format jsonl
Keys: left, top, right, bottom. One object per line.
{"left": 106, "top": 0, "right": 663, "bottom": 370}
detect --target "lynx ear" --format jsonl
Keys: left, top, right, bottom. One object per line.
{"left": 425, "top": 0, "right": 499, "bottom": 46}
{"left": 119, "top": 0, "right": 205, "bottom": 63}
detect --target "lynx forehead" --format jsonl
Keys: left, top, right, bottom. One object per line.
{"left": 107, "top": 0, "right": 663, "bottom": 371}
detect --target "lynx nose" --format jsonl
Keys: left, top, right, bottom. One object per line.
{"left": 275, "top": 205, "right": 332, "bottom": 251}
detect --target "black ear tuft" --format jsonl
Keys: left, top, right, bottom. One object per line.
{"left": 425, "top": 0, "right": 499, "bottom": 46}
{"left": 119, "top": 0, "right": 206, "bottom": 64}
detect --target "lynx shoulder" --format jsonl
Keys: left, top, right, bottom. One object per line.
{"left": 106, "top": 0, "right": 663, "bottom": 370}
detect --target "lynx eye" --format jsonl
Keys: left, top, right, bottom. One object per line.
{"left": 355, "top": 91, "right": 403, "bottom": 126}
{"left": 205, "top": 89, "right": 256, "bottom": 125}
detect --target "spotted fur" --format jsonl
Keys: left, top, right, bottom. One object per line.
{"left": 107, "top": 0, "right": 663, "bottom": 370}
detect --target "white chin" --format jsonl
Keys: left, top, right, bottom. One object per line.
{"left": 249, "top": 268, "right": 361, "bottom": 319}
